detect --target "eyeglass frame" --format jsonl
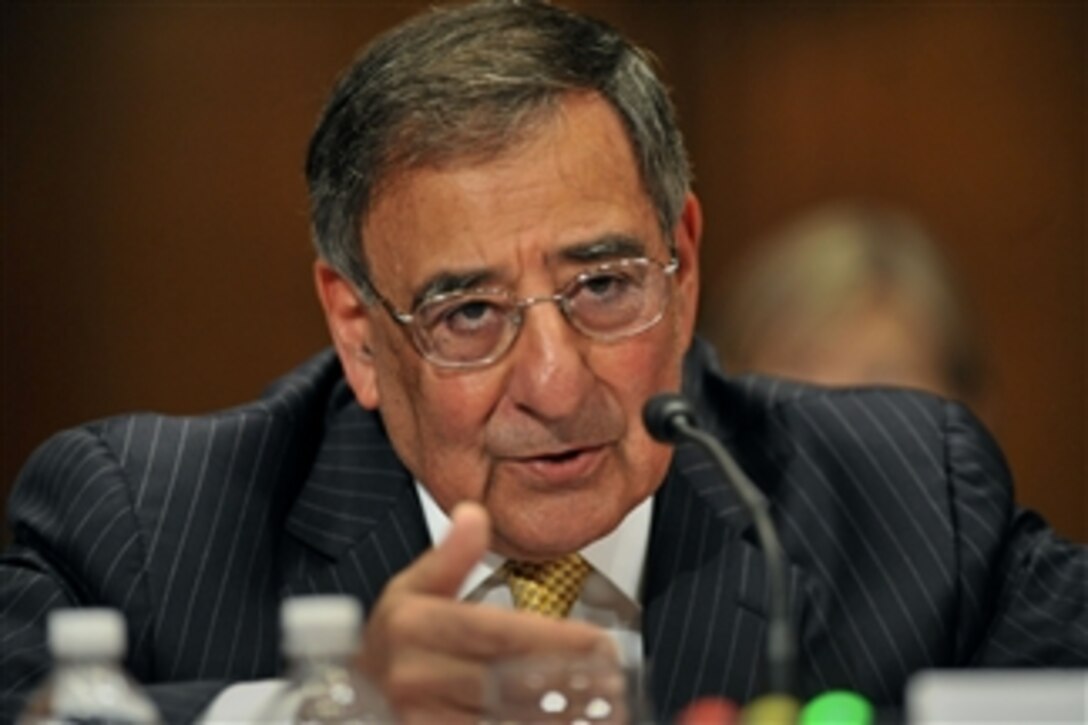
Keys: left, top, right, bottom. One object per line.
{"left": 355, "top": 255, "right": 681, "bottom": 369}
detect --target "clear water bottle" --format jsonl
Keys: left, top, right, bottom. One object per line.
{"left": 260, "top": 595, "right": 392, "bottom": 724}
{"left": 18, "top": 608, "right": 161, "bottom": 724}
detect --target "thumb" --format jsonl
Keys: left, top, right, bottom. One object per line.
{"left": 395, "top": 500, "right": 491, "bottom": 598}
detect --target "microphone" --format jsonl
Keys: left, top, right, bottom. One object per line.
{"left": 643, "top": 393, "right": 798, "bottom": 699}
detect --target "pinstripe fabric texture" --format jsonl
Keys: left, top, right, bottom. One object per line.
{"left": 0, "top": 351, "right": 429, "bottom": 723}
{"left": 2, "top": 340, "right": 1085, "bottom": 723}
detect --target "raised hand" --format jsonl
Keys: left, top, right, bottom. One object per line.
{"left": 357, "top": 501, "right": 612, "bottom": 724}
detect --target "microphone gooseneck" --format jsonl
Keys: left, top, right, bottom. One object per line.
{"left": 643, "top": 393, "right": 798, "bottom": 698}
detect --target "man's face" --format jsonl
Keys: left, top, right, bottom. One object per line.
{"left": 321, "top": 93, "right": 701, "bottom": 559}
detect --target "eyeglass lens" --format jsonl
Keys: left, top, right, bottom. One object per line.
{"left": 411, "top": 258, "right": 674, "bottom": 366}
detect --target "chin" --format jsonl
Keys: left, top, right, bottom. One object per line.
{"left": 491, "top": 495, "right": 625, "bottom": 559}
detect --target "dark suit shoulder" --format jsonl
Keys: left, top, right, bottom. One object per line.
{"left": 90, "top": 346, "right": 344, "bottom": 434}
{"left": 2, "top": 350, "right": 350, "bottom": 721}
{"left": 708, "top": 370, "right": 1012, "bottom": 500}
{"left": 694, "top": 365, "right": 1021, "bottom": 651}
{"left": 33, "top": 349, "right": 340, "bottom": 478}
{"left": 668, "top": 341, "right": 1084, "bottom": 704}
{"left": 717, "top": 374, "right": 1017, "bottom": 554}
{"left": 8, "top": 347, "right": 345, "bottom": 584}
{"left": 11, "top": 349, "right": 342, "bottom": 529}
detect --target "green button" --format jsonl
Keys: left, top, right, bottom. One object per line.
{"left": 800, "top": 690, "right": 873, "bottom": 725}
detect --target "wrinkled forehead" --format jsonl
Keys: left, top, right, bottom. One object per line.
{"left": 363, "top": 92, "right": 580, "bottom": 235}
{"left": 359, "top": 95, "right": 662, "bottom": 301}
{"left": 361, "top": 92, "right": 650, "bottom": 262}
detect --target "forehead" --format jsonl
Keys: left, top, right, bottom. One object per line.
{"left": 361, "top": 95, "right": 661, "bottom": 295}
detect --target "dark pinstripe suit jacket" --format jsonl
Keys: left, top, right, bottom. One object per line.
{"left": 2, "top": 340, "right": 1085, "bottom": 723}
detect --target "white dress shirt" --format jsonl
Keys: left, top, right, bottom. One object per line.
{"left": 200, "top": 484, "right": 652, "bottom": 721}
{"left": 416, "top": 482, "right": 651, "bottom": 664}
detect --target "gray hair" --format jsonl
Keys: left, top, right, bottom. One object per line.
{"left": 305, "top": 0, "right": 692, "bottom": 291}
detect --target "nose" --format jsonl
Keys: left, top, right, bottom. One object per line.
{"left": 503, "top": 297, "right": 596, "bottom": 422}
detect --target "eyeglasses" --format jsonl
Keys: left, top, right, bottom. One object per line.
{"left": 360, "top": 256, "right": 679, "bottom": 368}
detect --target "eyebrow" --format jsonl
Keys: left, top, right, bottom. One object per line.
{"left": 412, "top": 269, "right": 498, "bottom": 310}
{"left": 409, "top": 233, "right": 650, "bottom": 309}
{"left": 558, "top": 234, "right": 647, "bottom": 264}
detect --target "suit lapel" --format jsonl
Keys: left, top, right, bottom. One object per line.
{"left": 282, "top": 380, "right": 430, "bottom": 614}
{"left": 644, "top": 411, "right": 807, "bottom": 719}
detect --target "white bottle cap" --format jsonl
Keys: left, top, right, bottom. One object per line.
{"left": 281, "top": 595, "right": 362, "bottom": 659}
{"left": 47, "top": 608, "right": 127, "bottom": 660}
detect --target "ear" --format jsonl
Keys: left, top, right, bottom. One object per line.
{"left": 313, "top": 260, "right": 381, "bottom": 409}
{"left": 672, "top": 192, "right": 703, "bottom": 340}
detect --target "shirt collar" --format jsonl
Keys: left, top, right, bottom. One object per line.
{"left": 415, "top": 482, "right": 651, "bottom": 607}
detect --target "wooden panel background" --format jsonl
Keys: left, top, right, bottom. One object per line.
{"left": 2, "top": 3, "right": 1084, "bottom": 543}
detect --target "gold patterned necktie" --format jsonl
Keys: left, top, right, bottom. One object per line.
{"left": 501, "top": 553, "right": 591, "bottom": 618}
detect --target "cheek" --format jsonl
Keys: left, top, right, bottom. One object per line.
{"left": 419, "top": 371, "right": 502, "bottom": 434}
{"left": 373, "top": 323, "right": 494, "bottom": 428}
{"left": 593, "top": 329, "right": 684, "bottom": 444}
{"left": 376, "top": 355, "right": 503, "bottom": 497}
{"left": 613, "top": 322, "right": 686, "bottom": 396}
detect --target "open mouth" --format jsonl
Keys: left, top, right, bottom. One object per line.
{"left": 536, "top": 449, "right": 585, "bottom": 463}
{"left": 508, "top": 444, "right": 608, "bottom": 485}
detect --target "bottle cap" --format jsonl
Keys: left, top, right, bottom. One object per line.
{"left": 800, "top": 689, "right": 873, "bottom": 725}
{"left": 740, "top": 693, "right": 800, "bottom": 724}
{"left": 47, "top": 608, "right": 127, "bottom": 660}
{"left": 281, "top": 595, "right": 362, "bottom": 659}
{"left": 677, "top": 696, "right": 741, "bottom": 724}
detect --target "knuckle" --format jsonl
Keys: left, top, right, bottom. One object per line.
{"left": 384, "top": 659, "right": 428, "bottom": 704}
{"left": 384, "top": 600, "right": 423, "bottom": 640}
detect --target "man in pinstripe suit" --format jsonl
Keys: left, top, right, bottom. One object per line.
{"left": 3, "top": 2, "right": 1085, "bottom": 723}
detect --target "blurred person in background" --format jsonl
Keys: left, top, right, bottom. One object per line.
{"left": 710, "top": 203, "right": 988, "bottom": 413}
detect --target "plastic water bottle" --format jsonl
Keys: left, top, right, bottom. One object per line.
{"left": 260, "top": 595, "right": 392, "bottom": 724}
{"left": 18, "top": 608, "right": 161, "bottom": 724}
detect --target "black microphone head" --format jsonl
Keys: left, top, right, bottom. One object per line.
{"left": 642, "top": 393, "right": 698, "bottom": 443}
